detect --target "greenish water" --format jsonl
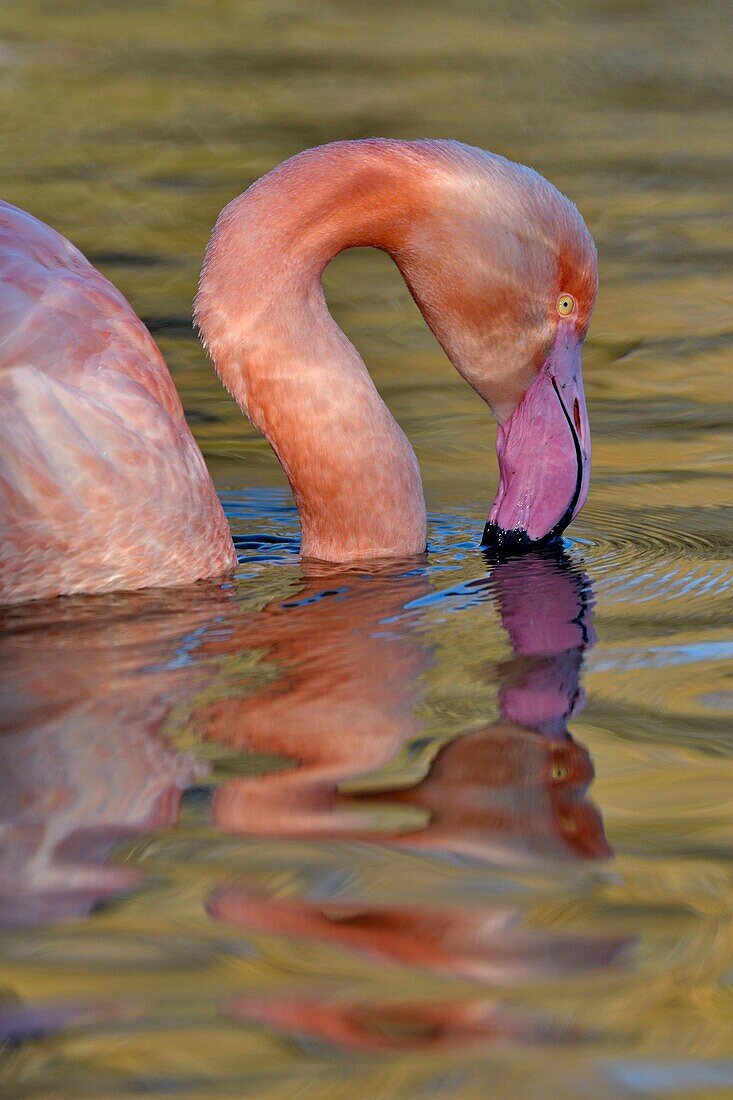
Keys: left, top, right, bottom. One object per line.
{"left": 1, "top": 2, "right": 732, "bottom": 1097}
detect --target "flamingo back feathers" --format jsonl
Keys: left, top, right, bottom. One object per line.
{"left": 0, "top": 201, "right": 235, "bottom": 603}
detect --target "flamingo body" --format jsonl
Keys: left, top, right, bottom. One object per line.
{"left": 1, "top": 140, "right": 597, "bottom": 604}
{"left": 0, "top": 202, "right": 235, "bottom": 604}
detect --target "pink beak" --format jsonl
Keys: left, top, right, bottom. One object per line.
{"left": 483, "top": 326, "right": 590, "bottom": 553}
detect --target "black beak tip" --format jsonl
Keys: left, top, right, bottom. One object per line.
{"left": 481, "top": 522, "right": 565, "bottom": 559}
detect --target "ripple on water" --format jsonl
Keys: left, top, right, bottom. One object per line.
{"left": 222, "top": 490, "right": 733, "bottom": 616}
{"left": 570, "top": 505, "right": 733, "bottom": 610}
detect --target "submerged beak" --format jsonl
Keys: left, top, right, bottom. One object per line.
{"left": 482, "top": 326, "right": 590, "bottom": 553}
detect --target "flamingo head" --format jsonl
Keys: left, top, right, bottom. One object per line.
{"left": 483, "top": 313, "right": 593, "bottom": 554}
{"left": 402, "top": 148, "right": 598, "bottom": 552}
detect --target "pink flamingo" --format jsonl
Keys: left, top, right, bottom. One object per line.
{"left": 0, "top": 140, "right": 597, "bottom": 604}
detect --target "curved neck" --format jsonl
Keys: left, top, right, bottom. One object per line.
{"left": 196, "top": 141, "right": 458, "bottom": 560}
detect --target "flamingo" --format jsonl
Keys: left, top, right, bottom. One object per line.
{"left": 0, "top": 140, "right": 597, "bottom": 604}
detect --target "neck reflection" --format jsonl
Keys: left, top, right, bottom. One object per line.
{"left": 206, "top": 551, "right": 622, "bottom": 1054}
{"left": 209, "top": 550, "right": 607, "bottom": 865}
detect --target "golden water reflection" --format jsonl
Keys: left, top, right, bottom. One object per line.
{"left": 1, "top": 551, "right": 624, "bottom": 1065}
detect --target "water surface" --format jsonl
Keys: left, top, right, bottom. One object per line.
{"left": 1, "top": 2, "right": 732, "bottom": 1097}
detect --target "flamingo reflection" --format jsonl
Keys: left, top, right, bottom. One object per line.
{"left": 0, "top": 549, "right": 621, "bottom": 1055}
{"left": 206, "top": 551, "right": 622, "bottom": 1053}
{"left": 207, "top": 551, "right": 607, "bottom": 866}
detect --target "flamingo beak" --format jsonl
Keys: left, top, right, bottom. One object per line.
{"left": 482, "top": 326, "right": 590, "bottom": 553}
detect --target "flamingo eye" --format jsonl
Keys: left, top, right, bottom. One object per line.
{"left": 557, "top": 293, "right": 576, "bottom": 316}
